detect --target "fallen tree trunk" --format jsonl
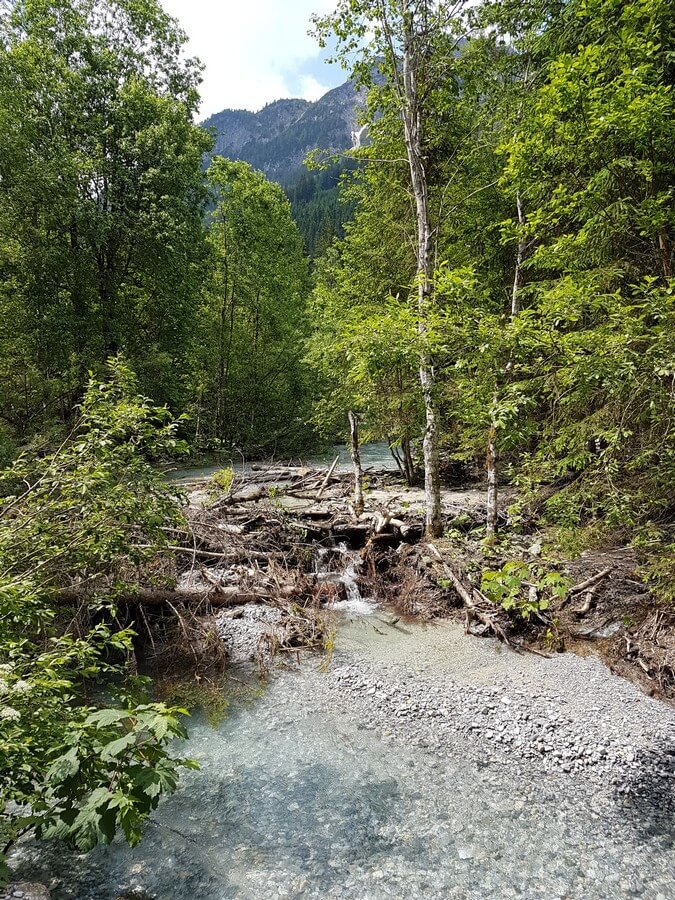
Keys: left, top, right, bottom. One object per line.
{"left": 171, "top": 544, "right": 276, "bottom": 563}
{"left": 55, "top": 584, "right": 288, "bottom": 608}
{"left": 561, "top": 567, "right": 613, "bottom": 608}
{"left": 316, "top": 455, "right": 340, "bottom": 500}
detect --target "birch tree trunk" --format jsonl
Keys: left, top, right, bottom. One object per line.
{"left": 348, "top": 410, "right": 364, "bottom": 515}
{"left": 402, "top": 23, "right": 442, "bottom": 538}
{"left": 486, "top": 426, "right": 498, "bottom": 539}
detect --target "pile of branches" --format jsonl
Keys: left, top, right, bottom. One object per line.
{"left": 137, "top": 601, "right": 228, "bottom": 678}
{"left": 363, "top": 542, "right": 453, "bottom": 619}
{"left": 162, "top": 462, "right": 426, "bottom": 608}
{"left": 362, "top": 537, "right": 516, "bottom": 641}
{"left": 252, "top": 587, "right": 334, "bottom": 676}
{"left": 134, "top": 465, "right": 357, "bottom": 672}
{"left": 628, "top": 610, "right": 675, "bottom": 696}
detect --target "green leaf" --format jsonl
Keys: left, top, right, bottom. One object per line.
{"left": 47, "top": 747, "right": 80, "bottom": 784}
{"left": 85, "top": 709, "right": 128, "bottom": 729}
{"left": 101, "top": 732, "right": 137, "bottom": 761}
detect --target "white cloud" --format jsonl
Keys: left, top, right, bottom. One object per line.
{"left": 299, "top": 74, "right": 331, "bottom": 102}
{"left": 161, "top": 0, "right": 340, "bottom": 116}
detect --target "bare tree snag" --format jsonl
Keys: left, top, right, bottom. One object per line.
{"left": 348, "top": 410, "right": 364, "bottom": 515}
{"left": 511, "top": 192, "right": 526, "bottom": 317}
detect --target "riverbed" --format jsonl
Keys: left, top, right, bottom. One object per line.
{"left": 8, "top": 606, "right": 675, "bottom": 899}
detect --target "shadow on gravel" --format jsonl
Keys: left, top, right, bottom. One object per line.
{"left": 615, "top": 744, "right": 675, "bottom": 847}
{"left": 9, "top": 763, "right": 408, "bottom": 900}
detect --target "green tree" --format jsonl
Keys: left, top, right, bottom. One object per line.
{"left": 310, "top": 0, "right": 675, "bottom": 553}
{"left": 494, "top": 0, "right": 675, "bottom": 525}
{"left": 314, "top": 0, "right": 477, "bottom": 535}
{"left": 306, "top": 166, "right": 423, "bottom": 483}
{"left": 0, "top": 0, "right": 212, "bottom": 441}
{"left": 308, "top": 8, "right": 513, "bottom": 496}
{"left": 189, "top": 159, "right": 312, "bottom": 455}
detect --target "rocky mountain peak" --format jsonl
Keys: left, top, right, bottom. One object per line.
{"left": 202, "top": 78, "right": 364, "bottom": 184}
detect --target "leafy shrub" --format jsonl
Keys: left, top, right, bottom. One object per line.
{"left": 0, "top": 357, "right": 193, "bottom": 880}
{"left": 481, "top": 561, "right": 569, "bottom": 620}
{"left": 211, "top": 467, "right": 235, "bottom": 494}
{"left": 635, "top": 529, "right": 675, "bottom": 605}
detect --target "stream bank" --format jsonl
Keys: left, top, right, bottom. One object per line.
{"left": 156, "top": 454, "right": 675, "bottom": 699}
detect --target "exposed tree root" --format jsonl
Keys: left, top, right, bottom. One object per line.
{"left": 628, "top": 610, "right": 675, "bottom": 695}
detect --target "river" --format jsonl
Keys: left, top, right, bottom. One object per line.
{"left": 164, "top": 442, "right": 399, "bottom": 485}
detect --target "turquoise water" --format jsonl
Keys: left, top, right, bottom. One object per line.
{"left": 165, "top": 442, "right": 398, "bottom": 484}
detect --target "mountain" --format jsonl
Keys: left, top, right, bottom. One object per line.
{"left": 202, "top": 78, "right": 365, "bottom": 186}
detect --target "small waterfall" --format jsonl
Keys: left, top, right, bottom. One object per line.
{"left": 314, "top": 541, "right": 376, "bottom": 615}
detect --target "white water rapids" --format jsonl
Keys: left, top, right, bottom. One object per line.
{"left": 315, "top": 542, "right": 378, "bottom": 616}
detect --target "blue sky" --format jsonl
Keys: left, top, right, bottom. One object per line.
{"left": 162, "top": 0, "right": 346, "bottom": 117}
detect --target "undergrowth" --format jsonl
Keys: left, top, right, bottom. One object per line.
{"left": 155, "top": 676, "right": 231, "bottom": 728}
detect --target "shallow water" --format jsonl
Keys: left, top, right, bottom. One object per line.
{"left": 9, "top": 613, "right": 675, "bottom": 899}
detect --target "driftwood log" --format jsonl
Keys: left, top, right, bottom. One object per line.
{"left": 56, "top": 585, "right": 282, "bottom": 607}
{"left": 56, "top": 574, "right": 340, "bottom": 609}
{"left": 560, "top": 567, "right": 613, "bottom": 611}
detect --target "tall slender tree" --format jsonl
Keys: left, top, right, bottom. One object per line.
{"left": 190, "top": 159, "right": 312, "bottom": 454}
{"left": 314, "top": 1, "right": 467, "bottom": 536}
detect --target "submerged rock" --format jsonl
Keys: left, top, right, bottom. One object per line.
{"left": 1, "top": 884, "right": 49, "bottom": 900}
